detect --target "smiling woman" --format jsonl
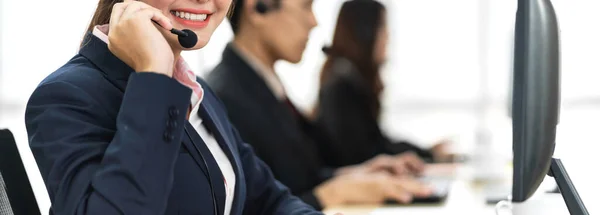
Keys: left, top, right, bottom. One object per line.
{"left": 83, "top": 0, "right": 233, "bottom": 50}
{"left": 21, "top": 0, "right": 324, "bottom": 214}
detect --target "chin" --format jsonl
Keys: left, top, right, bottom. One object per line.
{"left": 184, "top": 31, "right": 212, "bottom": 50}
{"left": 187, "top": 38, "right": 209, "bottom": 50}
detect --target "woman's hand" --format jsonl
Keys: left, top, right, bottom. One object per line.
{"left": 431, "top": 139, "right": 455, "bottom": 163}
{"left": 335, "top": 153, "right": 426, "bottom": 176}
{"left": 315, "top": 171, "right": 433, "bottom": 207}
{"left": 107, "top": 0, "right": 175, "bottom": 76}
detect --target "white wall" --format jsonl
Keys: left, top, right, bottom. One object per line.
{"left": 0, "top": 1, "right": 208, "bottom": 213}
{"left": 2, "top": 0, "right": 600, "bottom": 214}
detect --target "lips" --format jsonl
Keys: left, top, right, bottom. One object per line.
{"left": 170, "top": 9, "right": 212, "bottom": 28}
{"left": 171, "top": 11, "right": 208, "bottom": 21}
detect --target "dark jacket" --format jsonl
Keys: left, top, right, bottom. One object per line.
{"left": 315, "top": 57, "right": 433, "bottom": 167}
{"left": 24, "top": 34, "right": 321, "bottom": 215}
{"left": 206, "top": 44, "right": 334, "bottom": 210}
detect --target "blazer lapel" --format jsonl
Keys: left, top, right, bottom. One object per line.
{"left": 80, "top": 32, "right": 227, "bottom": 212}
{"left": 197, "top": 98, "right": 244, "bottom": 214}
{"left": 180, "top": 124, "right": 210, "bottom": 179}
{"left": 221, "top": 44, "right": 322, "bottom": 175}
{"left": 182, "top": 121, "right": 228, "bottom": 215}
{"left": 221, "top": 45, "right": 305, "bottom": 142}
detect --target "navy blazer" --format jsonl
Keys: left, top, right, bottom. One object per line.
{"left": 24, "top": 33, "right": 322, "bottom": 215}
{"left": 315, "top": 57, "right": 434, "bottom": 166}
{"left": 206, "top": 44, "right": 334, "bottom": 210}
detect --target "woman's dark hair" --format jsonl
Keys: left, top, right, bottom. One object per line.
{"left": 82, "top": 0, "right": 237, "bottom": 47}
{"left": 317, "top": 0, "right": 386, "bottom": 118}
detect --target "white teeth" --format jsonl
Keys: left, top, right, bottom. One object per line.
{"left": 172, "top": 11, "right": 208, "bottom": 21}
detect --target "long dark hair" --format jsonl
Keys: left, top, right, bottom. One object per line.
{"left": 317, "top": 0, "right": 386, "bottom": 118}
{"left": 81, "top": 0, "right": 236, "bottom": 47}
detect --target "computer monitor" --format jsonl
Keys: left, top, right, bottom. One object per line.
{"left": 511, "top": 0, "right": 560, "bottom": 202}
{"left": 511, "top": 0, "right": 587, "bottom": 214}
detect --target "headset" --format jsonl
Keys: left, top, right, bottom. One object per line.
{"left": 159, "top": 0, "right": 272, "bottom": 48}
{"left": 176, "top": 3, "right": 274, "bottom": 215}
{"left": 255, "top": 0, "right": 270, "bottom": 14}
{"left": 256, "top": 0, "right": 283, "bottom": 14}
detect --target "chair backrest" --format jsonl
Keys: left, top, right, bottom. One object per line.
{"left": 1, "top": 173, "right": 15, "bottom": 215}
{"left": 0, "top": 129, "right": 40, "bottom": 215}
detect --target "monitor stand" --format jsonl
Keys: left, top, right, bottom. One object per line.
{"left": 500, "top": 158, "right": 589, "bottom": 215}
{"left": 547, "top": 158, "right": 589, "bottom": 215}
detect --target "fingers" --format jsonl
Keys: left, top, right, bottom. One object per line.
{"left": 120, "top": 0, "right": 148, "bottom": 19}
{"left": 111, "top": 0, "right": 173, "bottom": 31}
{"left": 149, "top": 9, "right": 173, "bottom": 30}
{"left": 404, "top": 154, "right": 425, "bottom": 173}
{"left": 375, "top": 174, "right": 412, "bottom": 203}
{"left": 135, "top": 8, "right": 173, "bottom": 30}
{"left": 395, "top": 152, "right": 425, "bottom": 174}
{"left": 366, "top": 153, "right": 427, "bottom": 176}
{"left": 383, "top": 186, "right": 412, "bottom": 203}
{"left": 395, "top": 177, "right": 433, "bottom": 197}
{"left": 388, "top": 161, "right": 408, "bottom": 175}
{"left": 109, "top": 1, "right": 134, "bottom": 31}
{"left": 370, "top": 155, "right": 394, "bottom": 169}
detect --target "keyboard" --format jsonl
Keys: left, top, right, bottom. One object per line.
{"left": 385, "top": 176, "right": 452, "bottom": 205}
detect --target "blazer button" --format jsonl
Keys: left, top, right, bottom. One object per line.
{"left": 163, "top": 131, "right": 174, "bottom": 142}
{"left": 167, "top": 120, "right": 178, "bottom": 129}
{"left": 169, "top": 107, "right": 179, "bottom": 117}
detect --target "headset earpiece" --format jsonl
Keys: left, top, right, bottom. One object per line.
{"left": 255, "top": 1, "right": 269, "bottom": 14}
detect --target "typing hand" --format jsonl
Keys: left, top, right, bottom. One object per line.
{"left": 392, "top": 152, "right": 426, "bottom": 174}
{"left": 336, "top": 153, "right": 426, "bottom": 176}
{"left": 431, "top": 139, "right": 455, "bottom": 163}
{"left": 316, "top": 171, "right": 433, "bottom": 207}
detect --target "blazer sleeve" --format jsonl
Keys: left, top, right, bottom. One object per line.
{"left": 232, "top": 128, "right": 323, "bottom": 215}
{"left": 25, "top": 73, "right": 192, "bottom": 215}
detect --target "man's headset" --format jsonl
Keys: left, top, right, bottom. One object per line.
{"left": 255, "top": 0, "right": 277, "bottom": 14}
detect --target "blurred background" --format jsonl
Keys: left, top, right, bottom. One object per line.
{"left": 1, "top": 0, "right": 599, "bottom": 213}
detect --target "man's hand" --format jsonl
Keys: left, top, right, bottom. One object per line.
{"left": 431, "top": 139, "right": 455, "bottom": 162}
{"left": 335, "top": 152, "right": 426, "bottom": 176}
{"left": 315, "top": 171, "right": 433, "bottom": 207}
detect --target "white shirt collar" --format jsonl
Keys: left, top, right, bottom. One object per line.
{"left": 229, "top": 43, "right": 287, "bottom": 100}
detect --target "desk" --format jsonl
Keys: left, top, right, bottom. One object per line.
{"left": 323, "top": 164, "right": 579, "bottom": 215}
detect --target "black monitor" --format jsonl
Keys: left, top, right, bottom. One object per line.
{"left": 511, "top": 0, "right": 588, "bottom": 214}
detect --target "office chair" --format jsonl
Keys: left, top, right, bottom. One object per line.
{"left": 0, "top": 129, "right": 40, "bottom": 215}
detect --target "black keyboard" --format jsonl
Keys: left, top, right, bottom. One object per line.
{"left": 385, "top": 176, "right": 452, "bottom": 205}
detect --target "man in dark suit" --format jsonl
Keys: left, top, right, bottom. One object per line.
{"left": 207, "top": 0, "right": 434, "bottom": 210}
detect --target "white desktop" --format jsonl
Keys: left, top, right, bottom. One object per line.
{"left": 324, "top": 159, "right": 594, "bottom": 215}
